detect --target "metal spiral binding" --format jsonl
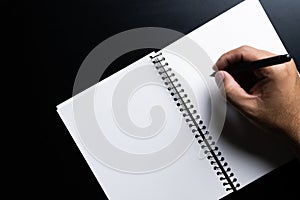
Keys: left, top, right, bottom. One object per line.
{"left": 150, "top": 52, "right": 240, "bottom": 192}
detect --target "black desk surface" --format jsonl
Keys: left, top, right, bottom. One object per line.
{"left": 30, "top": 0, "right": 300, "bottom": 199}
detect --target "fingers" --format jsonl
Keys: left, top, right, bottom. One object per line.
{"left": 214, "top": 45, "right": 275, "bottom": 71}
{"left": 215, "top": 71, "right": 256, "bottom": 112}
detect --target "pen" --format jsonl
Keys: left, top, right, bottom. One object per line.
{"left": 210, "top": 54, "right": 292, "bottom": 77}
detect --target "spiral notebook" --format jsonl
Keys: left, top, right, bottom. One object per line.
{"left": 57, "top": 1, "right": 294, "bottom": 199}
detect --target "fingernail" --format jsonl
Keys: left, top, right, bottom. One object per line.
{"left": 215, "top": 71, "right": 224, "bottom": 88}
{"left": 212, "top": 64, "right": 218, "bottom": 71}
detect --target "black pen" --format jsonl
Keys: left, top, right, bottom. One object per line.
{"left": 210, "top": 54, "right": 292, "bottom": 77}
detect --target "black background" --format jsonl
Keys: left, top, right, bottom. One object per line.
{"left": 29, "top": 0, "right": 300, "bottom": 199}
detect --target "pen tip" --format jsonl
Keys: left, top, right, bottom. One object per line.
{"left": 210, "top": 72, "right": 217, "bottom": 77}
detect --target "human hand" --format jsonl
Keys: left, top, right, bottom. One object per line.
{"left": 214, "top": 46, "right": 300, "bottom": 155}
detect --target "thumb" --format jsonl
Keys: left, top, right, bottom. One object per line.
{"left": 215, "top": 71, "right": 254, "bottom": 111}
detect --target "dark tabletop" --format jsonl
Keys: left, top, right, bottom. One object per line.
{"left": 30, "top": 0, "right": 300, "bottom": 199}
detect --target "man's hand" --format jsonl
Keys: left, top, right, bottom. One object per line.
{"left": 214, "top": 46, "right": 300, "bottom": 155}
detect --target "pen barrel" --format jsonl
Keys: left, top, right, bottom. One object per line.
{"left": 226, "top": 54, "right": 291, "bottom": 73}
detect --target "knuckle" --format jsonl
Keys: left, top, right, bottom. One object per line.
{"left": 239, "top": 45, "right": 251, "bottom": 51}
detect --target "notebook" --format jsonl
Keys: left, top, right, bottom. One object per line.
{"left": 56, "top": 0, "right": 294, "bottom": 199}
